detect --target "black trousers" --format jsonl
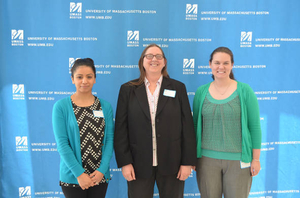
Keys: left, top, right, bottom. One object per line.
{"left": 127, "top": 166, "right": 184, "bottom": 198}
{"left": 61, "top": 183, "right": 108, "bottom": 198}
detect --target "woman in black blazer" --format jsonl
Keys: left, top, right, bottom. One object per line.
{"left": 114, "top": 44, "right": 197, "bottom": 198}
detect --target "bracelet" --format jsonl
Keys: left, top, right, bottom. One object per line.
{"left": 252, "top": 158, "right": 260, "bottom": 162}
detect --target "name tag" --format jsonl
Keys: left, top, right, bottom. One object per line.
{"left": 93, "top": 110, "right": 104, "bottom": 118}
{"left": 240, "top": 161, "right": 251, "bottom": 169}
{"left": 163, "top": 89, "right": 176, "bottom": 98}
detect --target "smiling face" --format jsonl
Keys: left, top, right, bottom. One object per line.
{"left": 143, "top": 46, "right": 166, "bottom": 77}
{"left": 71, "top": 66, "right": 96, "bottom": 94}
{"left": 209, "top": 52, "right": 233, "bottom": 80}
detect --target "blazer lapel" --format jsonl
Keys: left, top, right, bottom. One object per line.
{"left": 156, "top": 77, "right": 172, "bottom": 116}
{"left": 134, "top": 84, "right": 151, "bottom": 120}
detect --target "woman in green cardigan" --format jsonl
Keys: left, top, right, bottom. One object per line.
{"left": 193, "top": 47, "right": 262, "bottom": 198}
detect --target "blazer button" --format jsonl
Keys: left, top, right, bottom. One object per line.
{"left": 157, "top": 134, "right": 161, "bottom": 138}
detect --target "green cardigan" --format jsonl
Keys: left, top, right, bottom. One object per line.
{"left": 193, "top": 81, "right": 262, "bottom": 163}
{"left": 52, "top": 97, "right": 114, "bottom": 184}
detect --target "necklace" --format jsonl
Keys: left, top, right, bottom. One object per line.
{"left": 213, "top": 81, "right": 231, "bottom": 95}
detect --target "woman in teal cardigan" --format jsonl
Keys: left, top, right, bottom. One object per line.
{"left": 193, "top": 47, "right": 262, "bottom": 198}
{"left": 52, "top": 58, "right": 114, "bottom": 198}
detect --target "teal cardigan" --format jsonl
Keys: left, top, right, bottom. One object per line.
{"left": 193, "top": 81, "right": 262, "bottom": 163}
{"left": 52, "top": 96, "right": 114, "bottom": 184}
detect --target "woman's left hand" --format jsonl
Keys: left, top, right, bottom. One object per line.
{"left": 250, "top": 160, "right": 261, "bottom": 177}
{"left": 177, "top": 165, "right": 192, "bottom": 181}
{"left": 90, "top": 170, "right": 104, "bottom": 185}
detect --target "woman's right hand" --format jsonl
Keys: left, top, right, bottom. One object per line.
{"left": 122, "top": 164, "right": 136, "bottom": 181}
{"left": 77, "top": 173, "right": 94, "bottom": 190}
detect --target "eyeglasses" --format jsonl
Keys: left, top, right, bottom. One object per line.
{"left": 144, "top": 54, "right": 164, "bottom": 60}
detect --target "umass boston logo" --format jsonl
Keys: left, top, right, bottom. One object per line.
{"left": 70, "top": 2, "right": 82, "bottom": 19}
{"left": 186, "top": 4, "right": 198, "bottom": 20}
{"left": 183, "top": 58, "right": 195, "bottom": 75}
{"left": 16, "top": 136, "right": 28, "bottom": 152}
{"left": 11, "top": 29, "right": 24, "bottom": 46}
{"left": 69, "top": 57, "right": 80, "bottom": 73}
{"left": 12, "top": 84, "right": 25, "bottom": 100}
{"left": 240, "top": 31, "right": 252, "bottom": 47}
{"left": 127, "top": 30, "right": 139, "bottom": 47}
{"left": 19, "top": 186, "right": 31, "bottom": 198}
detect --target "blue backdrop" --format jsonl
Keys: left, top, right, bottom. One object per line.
{"left": 1, "top": 0, "right": 300, "bottom": 197}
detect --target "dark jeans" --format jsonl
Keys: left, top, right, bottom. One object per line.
{"left": 61, "top": 183, "right": 108, "bottom": 198}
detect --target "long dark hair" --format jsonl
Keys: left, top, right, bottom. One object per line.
{"left": 130, "top": 44, "right": 169, "bottom": 86}
{"left": 210, "top": 47, "right": 235, "bottom": 80}
{"left": 71, "top": 58, "right": 96, "bottom": 78}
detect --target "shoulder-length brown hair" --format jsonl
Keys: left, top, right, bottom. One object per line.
{"left": 130, "top": 44, "right": 169, "bottom": 86}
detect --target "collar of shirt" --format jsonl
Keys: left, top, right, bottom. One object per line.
{"left": 144, "top": 75, "right": 163, "bottom": 87}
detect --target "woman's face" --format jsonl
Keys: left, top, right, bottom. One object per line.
{"left": 209, "top": 52, "right": 233, "bottom": 80}
{"left": 143, "top": 46, "right": 166, "bottom": 77}
{"left": 71, "top": 66, "right": 96, "bottom": 93}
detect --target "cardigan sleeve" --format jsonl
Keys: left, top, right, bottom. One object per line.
{"left": 193, "top": 88, "right": 201, "bottom": 133}
{"left": 193, "top": 84, "right": 210, "bottom": 158}
{"left": 244, "top": 85, "right": 262, "bottom": 149}
{"left": 97, "top": 100, "right": 114, "bottom": 175}
{"left": 52, "top": 100, "right": 85, "bottom": 178}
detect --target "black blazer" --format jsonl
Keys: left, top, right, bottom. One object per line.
{"left": 114, "top": 77, "right": 197, "bottom": 178}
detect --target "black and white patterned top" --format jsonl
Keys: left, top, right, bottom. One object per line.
{"left": 60, "top": 96, "right": 106, "bottom": 187}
